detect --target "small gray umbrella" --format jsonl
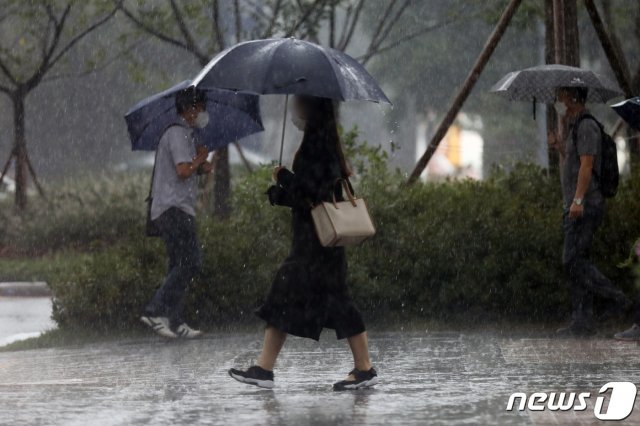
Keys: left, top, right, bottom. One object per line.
{"left": 490, "top": 64, "right": 622, "bottom": 104}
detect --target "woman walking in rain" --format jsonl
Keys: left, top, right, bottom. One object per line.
{"left": 228, "top": 95, "right": 378, "bottom": 391}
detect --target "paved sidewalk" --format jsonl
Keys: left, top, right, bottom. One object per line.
{"left": 0, "top": 296, "right": 56, "bottom": 346}
{"left": 1, "top": 331, "right": 640, "bottom": 425}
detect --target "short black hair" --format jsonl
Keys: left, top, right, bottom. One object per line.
{"left": 175, "top": 87, "right": 207, "bottom": 114}
{"left": 559, "top": 86, "right": 588, "bottom": 105}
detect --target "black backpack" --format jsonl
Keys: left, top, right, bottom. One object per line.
{"left": 572, "top": 114, "right": 619, "bottom": 198}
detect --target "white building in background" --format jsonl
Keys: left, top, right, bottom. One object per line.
{"left": 416, "top": 112, "right": 484, "bottom": 181}
{"left": 614, "top": 135, "right": 631, "bottom": 176}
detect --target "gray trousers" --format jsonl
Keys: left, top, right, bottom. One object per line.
{"left": 562, "top": 205, "right": 627, "bottom": 324}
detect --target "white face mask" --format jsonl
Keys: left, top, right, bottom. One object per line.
{"left": 195, "top": 111, "right": 210, "bottom": 128}
{"left": 554, "top": 101, "right": 567, "bottom": 116}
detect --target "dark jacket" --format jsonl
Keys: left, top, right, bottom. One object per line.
{"left": 255, "top": 131, "right": 365, "bottom": 341}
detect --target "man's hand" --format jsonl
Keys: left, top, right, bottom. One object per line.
{"left": 193, "top": 146, "right": 209, "bottom": 166}
{"left": 569, "top": 202, "right": 584, "bottom": 219}
{"left": 547, "top": 131, "right": 558, "bottom": 150}
{"left": 196, "top": 145, "right": 208, "bottom": 156}
{"left": 199, "top": 162, "right": 213, "bottom": 174}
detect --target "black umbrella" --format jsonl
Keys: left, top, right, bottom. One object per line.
{"left": 490, "top": 64, "right": 622, "bottom": 104}
{"left": 192, "top": 38, "right": 390, "bottom": 103}
{"left": 125, "top": 80, "right": 263, "bottom": 151}
{"left": 191, "top": 38, "right": 391, "bottom": 163}
{"left": 611, "top": 97, "right": 640, "bottom": 131}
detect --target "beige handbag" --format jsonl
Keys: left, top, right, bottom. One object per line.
{"left": 311, "top": 179, "right": 376, "bottom": 247}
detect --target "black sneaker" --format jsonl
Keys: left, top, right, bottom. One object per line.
{"left": 333, "top": 367, "right": 379, "bottom": 391}
{"left": 228, "top": 366, "right": 274, "bottom": 389}
{"left": 614, "top": 324, "right": 640, "bottom": 341}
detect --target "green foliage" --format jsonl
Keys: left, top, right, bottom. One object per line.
{"left": 0, "top": 173, "right": 148, "bottom": 255}
{"left": 5, "top": 133, "right": 640, "bottom": 330}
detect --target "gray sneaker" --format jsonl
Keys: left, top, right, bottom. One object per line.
{"left": 614, "top": 324, "right": 640, "bottom": 341}
{"left": 175, "top": 323, "right": 202, "bottom": 339}
{"left": 140, "top": 316, "right": 178, "bottom": 338}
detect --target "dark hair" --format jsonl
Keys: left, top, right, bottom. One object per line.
{"left": 559, "top": 86, "right": 588, "bottom": 104}
{"left": 297, "top": 96, "right": 352, "bottom": 178}
{"left": 175, "top": 87, "right": 207, "bottom": 114}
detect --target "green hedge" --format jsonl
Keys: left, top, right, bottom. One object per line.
{"left": 3, "top": 132, "right": 639, "bottom": 330}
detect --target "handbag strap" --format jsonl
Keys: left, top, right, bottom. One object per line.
{"left": 332, "top": 178, "right": 357, "bottom": 208}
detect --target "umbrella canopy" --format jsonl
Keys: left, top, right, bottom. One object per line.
{"left": 125, "top": 80, "right": 263, "bottom": 151}
{"left": 611, "top": 97, "right": 640, "bottom": 131}
{"left": 490, "top": 64, "right": 622, "bottom": 104}
{"left": 192, "top": 38, "right": 391, "bottom": 104}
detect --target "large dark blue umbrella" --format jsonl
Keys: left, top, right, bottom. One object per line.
{"left": 612, "top": 97, "right": 640, "bottom": 131}
{"left": 191, "top": 38, "right": 390, "bottom": 163}
{"left": 125, "top": 80, "right": 263, "bottom": 151}
{"left": 192, "top": 38, "right": 390, "bottom": 104}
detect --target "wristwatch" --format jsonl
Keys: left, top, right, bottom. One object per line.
{"left": 573, "top": 198, "right": 583, "bottom": 206}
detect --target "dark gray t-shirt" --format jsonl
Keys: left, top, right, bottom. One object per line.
{"left": 561, "top": 112, "right": 604, "bottom": 209}
{"left": 150, "top": 123, "right": 198, "bottom": 220}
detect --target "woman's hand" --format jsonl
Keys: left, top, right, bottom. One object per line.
{"left": 272, "top": 166, "right": 285, "bottom": 182}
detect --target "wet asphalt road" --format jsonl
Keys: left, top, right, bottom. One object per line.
{"left": 1, "top": 330, "right": 640, "bottom": 425}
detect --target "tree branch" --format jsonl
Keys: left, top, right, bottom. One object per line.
{"left": 359, "top": 13, "right": 468, "bottom": 65}
{"left": 263, "top": 0, "right": 283, "bottom": 38}
{"left": 120, "top": 4, "right": 191, "bottom": 54}
{"left": 285, "top": 0, "right": 327, "bottom": 37}
{"left": 234, "top": 0, "right": 243, "bottom": 43}
{"left": 0, "top": 84, "right": 10, "bottom": 94}
{"left": 169, "top": 0, "right": 208, "bottom": 63}
{"left": 27, "top": 1, "right": 121, "bottom": 91}
{"left": 361, "top": 0, "right": 411, "bottom": 63}
{"left": 212, "top": 0, "right": 226, "bottom": 51}
{"left": 367, "top": 0, "right": 398, "bottom": 50}
{"left": 337, "top": 0, "right": 365, "bottom": 51}
{"left": 373, "top": 0, "right": 412, "bottom": 51}
{"left": 42, "top": 39, "right": 143, "bottom": 84}
{"left": 298, "top": 0, "right": 331, "bottom": 41}
{"left": 329, "top": 1, "right": 335, "bottom": 48}
{"left": 0, "top": 54, "right": 17, "bottom": 85}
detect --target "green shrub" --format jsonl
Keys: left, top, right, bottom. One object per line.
{"left": 0, "top": 173, "right": 148, "bottom": 255}
{"left": 12, "top": 131, "right": 640, "bottom": 330}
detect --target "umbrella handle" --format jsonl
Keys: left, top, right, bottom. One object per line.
{"left": 279, "top": 94, "right": 289, "bottom": 166}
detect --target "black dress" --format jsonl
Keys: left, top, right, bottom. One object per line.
{"left": 256, "top": 133, "right": 366, "bottom": 341}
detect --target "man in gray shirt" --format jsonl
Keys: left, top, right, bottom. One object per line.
{"left": 549, "top": 86, "right": 630, "bottom": 336}
{"left": 141, "top": 87, "right": 212, "bottom": 339}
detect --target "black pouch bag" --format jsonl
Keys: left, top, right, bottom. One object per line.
{"left": 145, "top": 150, "right": 161, "bottom": 237}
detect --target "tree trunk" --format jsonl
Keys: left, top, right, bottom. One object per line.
{"left": 13, "top": 92, "right": 28, "bottom": 211}
{"left": 545, "top": 0, "right": 559, "bottom": 178}
{"left": 563, "top": 0, "right": 579, "bottom": 67}
{"left": 213, "top": 146, "right": 231, "bottom": 218}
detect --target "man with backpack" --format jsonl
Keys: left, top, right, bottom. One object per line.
{"left": 548, "top": 86, "right": 630, "bottom": 337}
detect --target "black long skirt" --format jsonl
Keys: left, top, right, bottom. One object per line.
{"left": 256, "top": 209, "right": 366, "bottom": 341}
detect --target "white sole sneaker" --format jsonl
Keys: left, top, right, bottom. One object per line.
{"left": 140, "top": 316, "right": 178, "bottom": 338}
{"left": 341, "top": 377, "right": 379, "bottom": 390}
{"left": 175, "top": 324, "right": 203, "bottom": 339}
{"left": 228, "top": 368, "right": 274, "bottom": 389}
